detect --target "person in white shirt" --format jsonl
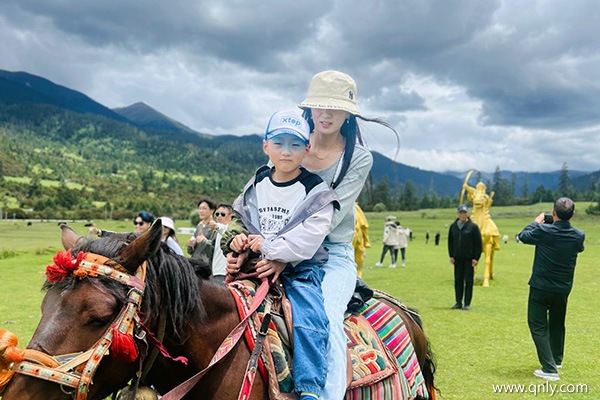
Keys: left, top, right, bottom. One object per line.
{"left": 209, "top": 204, "right": 233, "bottom": 280}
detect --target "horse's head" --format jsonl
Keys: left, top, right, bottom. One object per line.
{"left": 1, "top": 223, "right": 164, "bottom": 400}
{"left": 472, "top": 182, "right": 488, "bottom": 210}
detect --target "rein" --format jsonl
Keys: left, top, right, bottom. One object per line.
{"left": 1, "top": 252, "right": 147, "bottom": 400}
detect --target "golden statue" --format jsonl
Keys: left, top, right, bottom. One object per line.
{"left": 460, "top": 170, "right": 500, "bottom": 286}
{"left": 352, "top": 203, "right": 370, "bottom": 278}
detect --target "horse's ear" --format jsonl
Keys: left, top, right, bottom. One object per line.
{"left": 118, "top": 220, "right": 163, "bottom": 274}
{"left": 60, "top": 224, "right": 82, "bottom": 250}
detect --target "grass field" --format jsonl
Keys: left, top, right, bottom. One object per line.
{"left": 1, "top": 205, "right": 598, "bottom": 399}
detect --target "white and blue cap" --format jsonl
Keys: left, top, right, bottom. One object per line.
{"left": 264, "top": 110, "right": 310, "bottom": 145}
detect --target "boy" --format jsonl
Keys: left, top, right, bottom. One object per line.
{"left": 223, "top": 110, "right": 339, "bottom": 400}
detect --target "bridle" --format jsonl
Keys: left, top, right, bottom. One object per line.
{"left": 2, "top": 249, "right": 271, "bottom": 400}
{"left": 1, "top": 252, "right": 146, "bottom": 400}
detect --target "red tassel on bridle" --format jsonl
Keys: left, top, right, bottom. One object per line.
{"left": 110, "top": 325, "right": 138, "bottom": 363}
{"left": 45, "top": 250, "right": 86, "bottom": 284}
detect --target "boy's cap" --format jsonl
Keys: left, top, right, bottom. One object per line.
{"left": 264, "top": 110, "right": 310, "bottom": 144}
{"left": 457, "top": 204, "right": 468, "bottom": 212}
{"left": 299, "top": 70, "right": 358, "bottom": 115}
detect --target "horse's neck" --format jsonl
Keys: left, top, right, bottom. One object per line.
{"left": 149, "top": 280, "right": 250, "bottom": 396}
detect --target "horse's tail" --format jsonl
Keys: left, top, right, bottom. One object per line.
{"left": 406, "top": 309, "right": 438, "bottom": 400}
{"left": 421, "top": 344, "right": 438, "bottom": 400}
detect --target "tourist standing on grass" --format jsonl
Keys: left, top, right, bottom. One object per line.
{"left": 298, "top": 70, "right": 397, "bottom": 399}
{"left": 518, "top": 197, "right": 585, "bottom": 382}
{"left": 448, "top": 204, "right": 482, "bottom": 311}
{"left": 210, "top": 203, "right": 233, "bottom": 280}
{"left": 376, "top": 215, "right": 399, "bottom": 268}
{"left": 394, "top": 220, "right": 410, "bottom": 268}
{"left": 88, "top": 211, "right": 154, "bottom": 237}
{"left": 434, "top": 231, "right": 440, "bottom": 245}
{"left": 158, "top": 216, "right": 184, "bottom": 255}
{"left": 187, "top": 199, "right": 217, "bottom": 264}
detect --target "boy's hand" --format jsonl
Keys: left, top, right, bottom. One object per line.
{"left": 247, "top": 234, "right": 265, "bottom": 253}
{"left": 226, "top": 251, "right": 248, "bottom": 275}
{"left": 230, "top": 233, "right": 249, "bottom": 253}
{"left": 256, "top": 259, "right": 286, "bottom": 283}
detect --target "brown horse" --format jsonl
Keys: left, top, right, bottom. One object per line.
{"left": 0, "top": 222, "right": 436, "bottom": 399}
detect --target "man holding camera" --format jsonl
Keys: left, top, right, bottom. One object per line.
{"left": 518, "top": 197, "right": 585, "bottom": 381}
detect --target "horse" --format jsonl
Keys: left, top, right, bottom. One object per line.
{"left": 0, "top": 222, "right": 436, "bottom": 399}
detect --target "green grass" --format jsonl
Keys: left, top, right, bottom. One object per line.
{"left": 0, "top": 208, "right": 598, "bottom": 399}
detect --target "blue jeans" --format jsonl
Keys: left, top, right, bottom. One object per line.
{"left": 281, "top": 263, "right": 328, "bottom": 396}
{"left": 319, "top": 241, "right": 357, "bottom": 400}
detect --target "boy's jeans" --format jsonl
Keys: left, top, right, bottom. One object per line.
{"left": 319, "top": 241, "right": 357, "bottom": 399}
{"left": 281, "top": 263, "right": 329, "bottom": 396}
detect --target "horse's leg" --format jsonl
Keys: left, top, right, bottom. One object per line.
{"left": 380, "top": 300, "right": 437, "bottom": 400}
{"left": 490, "top": 244, "right": 496, "bottom": 280}
{"left": 482, "top": 241, "right": 491, "bottom": 287}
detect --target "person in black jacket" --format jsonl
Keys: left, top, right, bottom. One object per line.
{"left": 518, "top": 197, "right": 585, "bottom": 381}
{"left": 448, "top": 204, "right": 482, "bottom": 311}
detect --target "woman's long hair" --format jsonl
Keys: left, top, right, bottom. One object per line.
{"left": 302, "top": 109, "right": 398, "bottom": 189}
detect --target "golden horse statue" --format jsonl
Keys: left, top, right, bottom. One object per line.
{"left": 460, "top": 170, "right": 500, "bottom": 286}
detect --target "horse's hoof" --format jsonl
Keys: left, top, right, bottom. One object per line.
{"left": 482, "top": 281, "right": 490, "bottom": 287}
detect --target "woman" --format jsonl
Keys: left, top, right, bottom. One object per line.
{"left": 298, "top": 70, "right": 397, "bottom": 399}
{"left": 226, "top": 70, "right": 395, "bottom": 399}
{"left": 159, "top": 216, "right": 184, "bottom": 255}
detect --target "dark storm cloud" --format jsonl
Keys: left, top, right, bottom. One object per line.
{"left": 1, "top": 0, "right": 599, "bottom": 172}
{"left": 5, "top": 0, "right": 324, "bottom": 69}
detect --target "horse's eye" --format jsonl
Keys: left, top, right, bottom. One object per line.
{"left": 87, "top": 316, "right": 113, "bottom": 328}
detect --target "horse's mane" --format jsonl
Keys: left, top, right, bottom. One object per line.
{"left": 43, "top": 236, "right": 206, "bottom": 341}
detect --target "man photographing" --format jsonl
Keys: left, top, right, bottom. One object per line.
{"left": 518, "top": 197, "right": 585, "bottom": 381}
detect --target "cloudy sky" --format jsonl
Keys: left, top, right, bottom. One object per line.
{"left": 1, "top": 0, "right": 599, "bottom": 173}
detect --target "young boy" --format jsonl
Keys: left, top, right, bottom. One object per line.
{"left": 222, "top": 110, "right": 339, "bottom": 400}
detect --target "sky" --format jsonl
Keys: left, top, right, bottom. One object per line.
{"left": 1, "top": 0, "right": 600, "bottom": 173}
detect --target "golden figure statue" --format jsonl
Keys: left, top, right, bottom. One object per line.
{"left": 352, "top": 203, "right": 370, "bottom": 278}
{"left": 460, "top": 170, "right": 500, "bottom": 286}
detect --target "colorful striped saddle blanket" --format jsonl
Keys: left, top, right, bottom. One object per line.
{"left": 229, "top": 280, "right": 428, "bottom": 400}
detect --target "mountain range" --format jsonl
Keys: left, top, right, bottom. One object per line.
{"left": 0, "top": 69, "right": 595, "bottom": 199}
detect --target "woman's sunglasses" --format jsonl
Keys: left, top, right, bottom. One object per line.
{"left": 133, "top": 220, "right": 146, "bottom": 226}
{"left": 215, "top": 212, "right": 228, "bottom": 217}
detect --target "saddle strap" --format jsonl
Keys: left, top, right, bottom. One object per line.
{"left": 238, "top": 301, "right": 272, "bottom": 400}
{"left": 160, "top": 278, "right": 270, "bottom": 400}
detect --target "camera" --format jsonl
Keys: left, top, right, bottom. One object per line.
{"left": 543, "top": 213, "right": 554, "bottom": 224}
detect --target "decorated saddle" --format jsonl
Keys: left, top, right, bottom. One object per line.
{"left": 228, "top": 280, "right": 429, "bottom": 400}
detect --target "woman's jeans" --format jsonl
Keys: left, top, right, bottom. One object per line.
{"left": 319, "top": 241, "right": 357, "bottom": 399}
{"left": 281, "top": 263, "right": 328, "bottom": 396}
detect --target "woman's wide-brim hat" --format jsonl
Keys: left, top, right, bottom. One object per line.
{"left": 299, "top": 70, "right": 359, "bottom": 115}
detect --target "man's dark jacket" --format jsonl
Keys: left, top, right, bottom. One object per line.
{"left": 447, "top": 218, "right": 483, "bottom": 261}
{"left": 518, "top": 220, "right": 585, "bottom": 294}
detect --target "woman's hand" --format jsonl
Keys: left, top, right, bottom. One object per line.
{"left": 256, "top": 259, "right": 286, "bottom": 283}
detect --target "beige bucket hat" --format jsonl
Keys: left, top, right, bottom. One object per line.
{"left": 159, "top": 216, "right": 175, "bottom": 232}
{"left": 299, "top": 70, "right": 359, "bottom": 115}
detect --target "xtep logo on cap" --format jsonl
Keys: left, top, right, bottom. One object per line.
{"left": 281, "top": 116, "right": 302, "bottom": 126}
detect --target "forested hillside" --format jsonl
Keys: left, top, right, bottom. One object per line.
{"left": 0, "top": 102, "right": 266, "bottom": 220}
